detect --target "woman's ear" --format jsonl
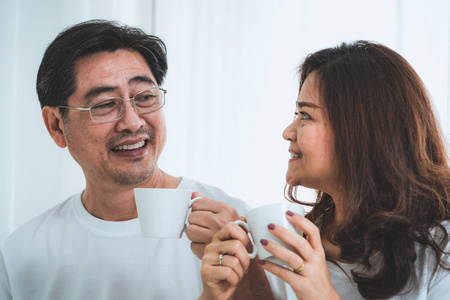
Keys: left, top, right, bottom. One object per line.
{"left": 42, "top": 106, "right": 67, "bottom": 148}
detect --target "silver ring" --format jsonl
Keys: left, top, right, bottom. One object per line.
{"left": 219, "top": 253, "right": 223, "bottom": 266}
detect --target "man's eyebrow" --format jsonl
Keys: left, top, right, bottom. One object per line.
{"left": 83, "top": 76, "right": 157, "bottom": 102}
{"left": 84, "top": 86, "right": 118, "bottom": 101}
{"left": 297, "top": 101, "right": 320, "bottom": 109}
{"left": 128, "top": 75, "right": 156, "bottom": 86}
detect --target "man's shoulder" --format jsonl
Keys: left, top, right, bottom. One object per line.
{"left": 179, "top": 177, "right": 251, "bottom": 214}
{"left": 1, "top": 193, "right": 79, "bottom": 252}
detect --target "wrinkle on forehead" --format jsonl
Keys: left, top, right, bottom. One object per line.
{"left": 75, "top": 50, "right": 154, "bottom": 85}
{"left": 72, "top": 49, "right": 157, "bottom": 103}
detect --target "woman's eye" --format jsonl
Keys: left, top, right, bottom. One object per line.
{"left": 299, "top": 111, "right": 311, "bottom": 120}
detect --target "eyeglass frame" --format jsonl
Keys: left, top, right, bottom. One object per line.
{"left": 57, "top": 87, "right": 167, "bottom": 123}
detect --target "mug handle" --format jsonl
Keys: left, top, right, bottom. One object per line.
{"left": 184, "top": 196, "right": 204, "bottom": 233}
{"left": 189, "top": 196, "right": 203, "bottom": 207}
{"left": 234, "top": 220, "right": 257, "bottom": 259}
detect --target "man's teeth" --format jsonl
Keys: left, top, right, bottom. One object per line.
{"left": 113, "top": 141, "right": 145, "bottom": 151}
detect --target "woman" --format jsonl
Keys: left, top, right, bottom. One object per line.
{"left": 199, "top": 41, "right": 450, "bottom": 300}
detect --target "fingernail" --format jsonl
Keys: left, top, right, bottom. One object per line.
{"left": 246, "top": 242, "right": 251, "bottom": 251}
{"left": 245, "top": 268, "right": 249, "bottom": 274}
{"left": 258, "top": 260, "right": 266, "bottom": 265}
{"left": 268, "top": 223, "right": 275, "bottom": 230}
{"left": 286, "top": 210, "right": 294, "bottom": 216}
{"left": 260, "top": 239, "right": 268, "bottom": 246}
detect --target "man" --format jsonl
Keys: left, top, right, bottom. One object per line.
{"left": 0, "top": 20, "right": 276, "bottom": 299}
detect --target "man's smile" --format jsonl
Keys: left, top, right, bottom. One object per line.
{"left": 112, "top": 140, "right": 146, "bottom": 152}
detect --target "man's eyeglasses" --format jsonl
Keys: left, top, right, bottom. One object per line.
{"left": 58, "top": 87, "right": 167, "bottom": 123}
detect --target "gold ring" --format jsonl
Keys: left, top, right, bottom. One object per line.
{"left": 294, "top": 261, "right": 306, "bottom": 274}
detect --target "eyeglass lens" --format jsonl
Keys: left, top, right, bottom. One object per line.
{"left": 89, "top": 88, "right": 165, "bottom": 122}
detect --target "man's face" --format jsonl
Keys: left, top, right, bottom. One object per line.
{"left": 62, "top": 49, "right": 167, "bottom": 188}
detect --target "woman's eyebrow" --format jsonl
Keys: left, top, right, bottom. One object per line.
{"left": 297, "top": 101, "right": 320, "bottom": 109}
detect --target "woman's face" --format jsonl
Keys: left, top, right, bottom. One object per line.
{"left": 282, "top": 73, "right": 338, "bottom": 194}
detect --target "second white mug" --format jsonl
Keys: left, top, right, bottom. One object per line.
{"left": 235, "top": 202, "right": 305, "bottom": 268}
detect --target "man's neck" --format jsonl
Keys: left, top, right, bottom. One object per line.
{"left": 81, "top": 168, "right": 181, "bottom": 221}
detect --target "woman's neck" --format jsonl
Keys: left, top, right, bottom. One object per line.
{"left": 321, "top": 193, "right": 345, "bottom": 261}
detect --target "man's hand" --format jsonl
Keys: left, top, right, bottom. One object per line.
{"left": 186, "top": 192, "right": 240, "bottom": 259}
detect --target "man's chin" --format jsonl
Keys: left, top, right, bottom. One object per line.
{"left": 110, "top": 169, "right": 154, "bottom": 186}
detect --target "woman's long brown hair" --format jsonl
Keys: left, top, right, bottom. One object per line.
{"left": 286, "top": 41, "right": 450, "bottom": 298}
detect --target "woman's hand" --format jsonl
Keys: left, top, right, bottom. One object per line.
{"left": 199, "top": 220, "right": 251, "bottom": 300}
{"left": 257, "top": 210, "right": 340, "bottom": 300}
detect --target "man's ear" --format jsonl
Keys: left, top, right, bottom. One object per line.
{"left": 42, "top": 106, "right": 67, "bottom": 148}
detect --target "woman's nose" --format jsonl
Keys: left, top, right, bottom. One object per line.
{"left": 282, "top": 121, "right": 297, "bottom": 141}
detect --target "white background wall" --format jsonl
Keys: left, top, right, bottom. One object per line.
{"left": 1, "top": 0, "right": 449, "bottom": 244}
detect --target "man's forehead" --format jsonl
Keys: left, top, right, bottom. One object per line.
{"left": 73, "top": 50, "right": 156, "bottom": 91}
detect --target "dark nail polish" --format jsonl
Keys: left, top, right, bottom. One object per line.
{"left": 245, "top": 268, "right": 249, "bottom": 274}
{"left": 246, "top": 242, "right": 251, "bottom": 251}
{"left": 260, "top": 239, "right": 268, "bottom": 246}
{"left": 258, "top": 260, "right": 266, "bottom": 265}
{"left": 286, "top": 210, "right": 294, "bottom": 217}
{"left": 268, "top": 223, "right": 275, "bottom": 230}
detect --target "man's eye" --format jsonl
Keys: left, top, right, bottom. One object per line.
{"left": 92, "top": 101, "right": 116, "bottom": 110}
{"left": 135, "top": 94, "right": 156, "bottom": 102}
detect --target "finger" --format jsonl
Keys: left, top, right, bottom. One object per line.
{"left": 186, "top": 223, "right": 213, "bottom": 243}
{"left": 191, "top": 191, "right": 206, "bottom": 199}
{"left": 259, "top": 237, "right": 307, "bottom": 274}
{"left": 213, "top": 222, "right": 250, "bottom": 246}
{"left": 201, "top": 264, "right": 241, "bottom": 287}
{"left": 191, "top": 197, "right": 237, "bottom": 217}
{"left": 286, "top": 211, "right": 322, "bottom": 250}
{"left": 266, "top": 222, "right": 315, "bottom": 261}
{"left": 187, "top": 211, "right": 222, "bottom": 243}
{"left": 190, "top": 242, "right": 205, "bottom": 259}
{"left": 188, "top": 210, "right": 218, "bottom": 231}
{"left": 186, "top": 215, "right": 250, "bottom": 245}
{"left": 204, "top": 239, "right": 251, "bottom": 273}
{"left": 188, "top": 209, "right": 233, "bottom": 236}
{"left": 220, "top": 254, "right": 248, "bottom": 279}
{"left": 187, "top": 221, "right": 251, "bottom": 259}
{"left": 206, "top": 240, "right": 251, "bottom": 267}
{"left": 257, "top": 259, "right": 300, "bottom": 287}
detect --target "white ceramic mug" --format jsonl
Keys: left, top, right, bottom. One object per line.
{"left": 134, "top": 188, "right": 202, "bottom": 238}
{"left": 235, "top": 202, "right": 305, "bottom": 267}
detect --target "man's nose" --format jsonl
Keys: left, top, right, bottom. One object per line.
{"left": 115, "top": 100, "right": 145, "bottom": 132}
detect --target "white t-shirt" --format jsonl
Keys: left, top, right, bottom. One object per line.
{"left": 0, "top": 177, "right": 290, "bottom": 300}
